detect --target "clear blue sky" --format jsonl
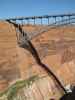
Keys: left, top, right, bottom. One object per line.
{"left": 0, "top": 0, "right": 75, "bottom": 19}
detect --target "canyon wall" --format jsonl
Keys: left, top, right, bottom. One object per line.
{"left": 0, "top": 21, "right": 75, "bottom": 96}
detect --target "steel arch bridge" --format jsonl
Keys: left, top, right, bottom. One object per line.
{"left": 3, "top": 13, "right": 75, "bottom": 25}
{"left": 2, "top": 13, "right": 74, "bottom": 42}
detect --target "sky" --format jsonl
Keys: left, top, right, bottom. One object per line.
{"left": 0, "top": 0, "right": 75, "bottom": 19}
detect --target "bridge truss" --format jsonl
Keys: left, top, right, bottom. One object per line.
{"left": 1, "top": 13, "right": 75, "bottom": 25}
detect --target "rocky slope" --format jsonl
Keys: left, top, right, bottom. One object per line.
{"left": 0, "top": 21, "right": 75, "bottom": 98}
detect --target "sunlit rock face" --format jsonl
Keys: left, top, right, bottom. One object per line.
{"left": 0, "top": 21, "right": 75, "bottom": 99}
{"left": 0, "top": 21, "right": 20, "bottom": 86}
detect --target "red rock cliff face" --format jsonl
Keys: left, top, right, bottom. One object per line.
{"left": 22, "top": 25, "right": 75, "bottom": 86}
{"left": 0, "top": 22, "right": 75, "bottom": 92}
{"left": 0, "top": 21, "right": 20, "bottom": 85}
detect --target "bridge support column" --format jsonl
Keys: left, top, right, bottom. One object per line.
{"left": 48, "top": 17, "right": 49, "bottom": 25}
{"left": 34, "top": 18, "right": 35, "bottom": 25}
{"left": 41, "top": 18, "right": 42, "bottom": 25}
